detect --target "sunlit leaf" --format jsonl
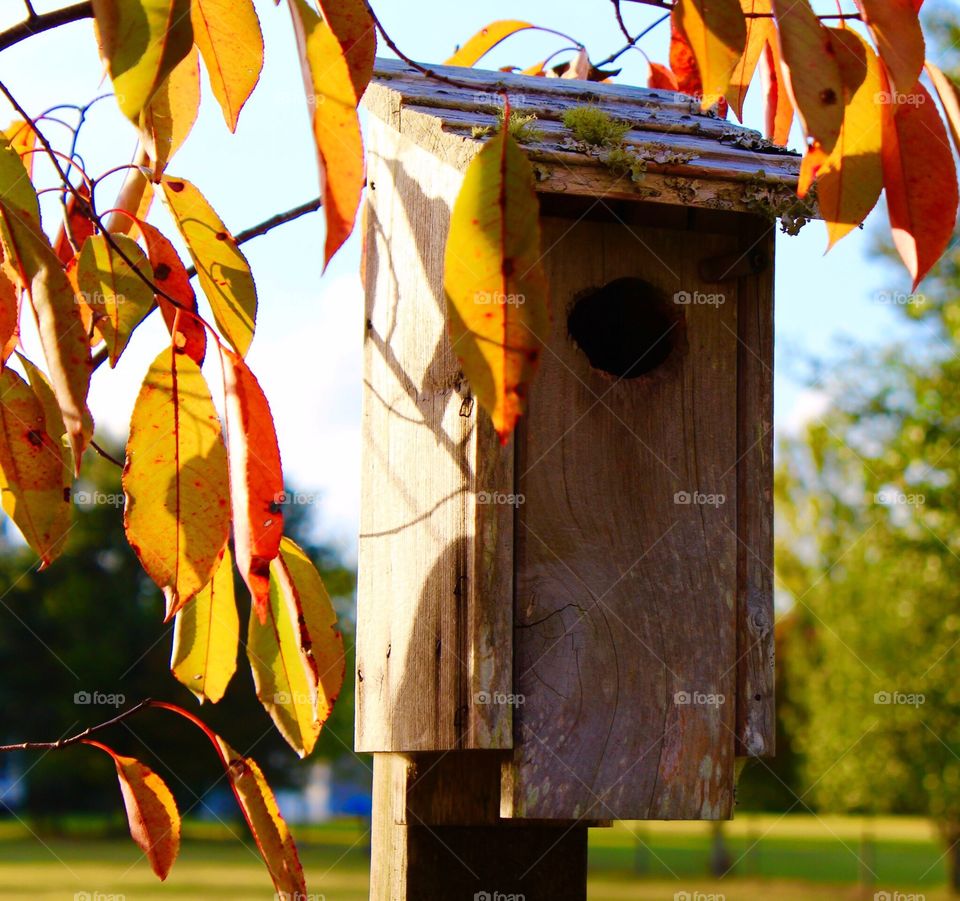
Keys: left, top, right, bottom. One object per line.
{"left": 648, "top": 62, "right": 679, "bottom": 91}
{"left": 445, "top": 20, "right": 534, "bottom": 67}
{"left": 52, "top": 186, "right": 96, "bottom": 267}
{"left": 191, "top": 0, "right": 264, "bottom": 132}
{"left": 818, "top": 30, "right": 884, "bottom": 248}
{"left": 4, "top": 120, "right": 37, "bottom": 179}
{"left": 171, "top": 544, "right": 237, "bottom": 703}
{"left": 317, "top": 0, "right": 376, "bottom": 98}
{"left": 0, "top": 270, "right": 18, "bottom": 366}
{"left": 83, "top": 740, "right": 180, "bottom": 880}
{"left": 220, "top": 348, "right": 283, "bottom": 620}
{"left": 161, "top": 176, "right": 257, "bottom": 356}
{"left": 289, "top": 0, "right": 365, "bottom": 267}
{"left": 771, "top": 0, "right": 844, "bottom": 153}
{"left": 728, "top": 0, "right": 773, "bottom": 121}
{"left": 92, "top": 0, "right": 194, "bottom": 122}
{"left": 673, "top": 0, "right": 746, "bottom": 109}
{"left": 854, "top": 0, "right": 924, "bottom": 97}
{"left": 140, "top": 45, "right": 201, "bottom": 178}
{"left": 77, "top": 234, "right": 155, "bottom": 367}
{"left": 18, "top": 354, "right": 71, "bottom": 498}
{"left": 760, "top": 39, "right": 793, "bottom": 145}
{"left": 248, "top": 536, "right": 344, "bottom": 757}
{"left": 124, "top": 345, "right": 230, "bottom": 619}
{"left": 444, "top": 127, "right": 549, "bottom": 442}
{"left": 0, "top": 366, "right": 71, "bottom": 568}
{"left": 881, "top": 79, "right": 959, "bottom": 289}
{"left": 135, "top": 220, "right": 206, "bottom": 365}
{"left": 926, "top": 62, "right": 960, "bottom": 158}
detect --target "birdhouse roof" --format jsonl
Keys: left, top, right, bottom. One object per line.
{"left": 364, "top": 58, "right": 809, "bottom": 221}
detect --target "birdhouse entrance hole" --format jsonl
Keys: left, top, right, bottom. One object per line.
{"left": 567, "top": 277, "right": 679, "bottom": 379}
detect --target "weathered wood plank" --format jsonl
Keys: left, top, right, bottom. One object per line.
{"left": 502, "top": 218, "right": 740, "bottom": 820}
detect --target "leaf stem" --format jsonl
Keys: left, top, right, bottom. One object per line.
{"left": 0, "top": 699, "right": 152, "bottom": 752}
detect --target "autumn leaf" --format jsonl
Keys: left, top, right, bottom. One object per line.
{"left": 124, "top": 345, "right": 230, "bottom": 619}
{"left": 135, "top": 220, "right": 206, "bottom": 365}
{"left": 140, "top": 45, "right": 201, "bottom": 178}
{"left": 673, "top": 0, "right": 746, "bottom": 109}
{"left": 926, "top": 62, "right": 960, "bottom": 158}
{"left": 248, "top": 536, "right": 344, "bottom": 756}
{"left": 670, "top": 20, "right": 703, "bottom": 97}
{"left": 854, "top": 0, "right": 924, "bottom": 98}
{"left": 445, "top": 20, "right": 534, "bottom": 67}
{"left": 760, "top": 39, "right": 793, "bottom": 145}
{"left": 289, "top": 0, "right": 365, "bottom": 267}
{"left": 171, "top": 543, "right": 237, "bottom": 702}
{"left": 77, "top": 234, "right": 156, "bottom": 367}
{"left": 220, "top": 348, "right": 283, "bottom": 620}
{"left": 18, "top": 353, "right": 71, "bottom": 496}
{"left": 0, "top": 133, "right": 43, "bottom": 221}
{"left": 191, "top": 0, "right": 264, "bottom": 132}
{"left": 0, "top": 366, "right": 71, "bottom": 568}
{"left": 215, "top": 737, "right": 306, "bottom": 897}
{"left": 817, "top": 29, "right": 884, "bottom": 248}
{"left": 83, "top": 741, "right": 180, "bottom": 880}
{"left": 648, "top": 62, "right": 679, "bottom": 92}
{"left": 881, "top": 79, "right": 959, "bottom": 289}
{"left": 728, "top": 0, "right": 774, "bottom": 121}
{"left": 444, "top": 126, "right": 549, "bottom": 442}
{"left": 0, "top": 270, "right": 18, "bottom": 365}
{"left": 52, "top": 185, "right": 96, "bottom": 267}
{"left": 317, "top": 0, "right": 377, "bottom": 99}
{"left": 771, "top": 0, "right": 844, "bottom": 153}
{"left": 0, "top": 203, "right": 92, "bottom": 473}
{"left": 92, "top": 0, "right": 194, "bottom": 122}
{"left": 161, "top": 176, "right": 257, "bottom": 356}
{"left": 4, "top": 120, "right": 37, "bottom": 179}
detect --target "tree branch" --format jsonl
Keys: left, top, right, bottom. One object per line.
{"left": 0, "top": 2, "right": 93, "bottom": 54}
{"left": 0, "top": 699, "right": 151, "bottom": 752}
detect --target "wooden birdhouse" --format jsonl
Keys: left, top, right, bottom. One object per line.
{"left": 356, "top": 59, "right": 804, "bottom": 897}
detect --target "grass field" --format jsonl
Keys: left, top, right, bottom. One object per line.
{"left": 0, "top": 815, "right": 949, "bottom": 899}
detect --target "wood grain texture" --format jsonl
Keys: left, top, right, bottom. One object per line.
{"left": 355, "top": 115, "right": 513, "bottom": 753}
{"left": 502, "top": 217, "right": 741, "bottom": 821}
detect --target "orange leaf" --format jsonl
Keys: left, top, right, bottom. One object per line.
{"left": 673, "top": 0, "right": 746, "bottom": 109}
{"left": 0, "top": 269, "right": 18, "bottom": 366}
{"left": 881, "top": 79, "right": 959, "bottom": 289}
{"left": 728, "top": 0, "right": 773, "bottom": 121}
{"left": 140, "top": 45, "right": 201, "bottom": 177}
{"left": 83, "top": 741, "right": 180, "bottom": 880}
{"left": 818, "top": 29, "right": 885, "bottom": 248}
{"left": 760, "top": 39, "right": 794, "bottom": 145}
{"left": 316, "top": 0, "right": 377, "bottom": 99}
{"left": 854, "top": 0, "right": 925, "bottom": 97}
{"left": 52, "top": 185, "right": 96, "bottom": 267}
{"left": 191, "top": 0, "right": 263, "bottom": 132}
{"left": 289, "top": 0, "right": 365, "bottom": 268}
{"left": 135, "top": 220, "right": 207, "bottom": 365}
{"left": 670, "top": 20, "right": 703, "bottom": 97}
{"left": 216, "top": 737, "right": 305, "bottom": 896}
{"left": 771, "top": 0, "right": 844, "bottom": 153}
{"left": 445, "top": 20, "right": 535, "bottom": 67}
{"left": 443, "top": 127, "right": 549, "bottom": 442}
{"left": 926, "top": 62, "right": 960, "bottom": 158}
{"left": 124, "top": 344, "right": 230, "bottom": 618}
{"left": 220, "top": 348, "right": 283, "bottom": 620}
{"left": 648, "top": 62, "right": 679, "bottom": 92}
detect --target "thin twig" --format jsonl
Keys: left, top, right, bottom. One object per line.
{"left": 0, "top": 699, "right": 151, "bottom": 752}
{"left": 90, "top": 439, "right": 123, "bottom": 469}
{"left": 0, "top": 2, "right": 93, "bottom": 53}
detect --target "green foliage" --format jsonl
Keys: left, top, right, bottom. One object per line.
{"left": 562, "top": 105, "right": 630, "bottom": 147}
{"left": 472, "top": 107, "right": 543, "bottom": 144}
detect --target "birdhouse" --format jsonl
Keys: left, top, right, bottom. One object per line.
{"left": 356, "top": 59, "right": 802, "bottom": 840}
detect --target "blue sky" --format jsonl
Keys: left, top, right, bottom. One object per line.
{"left": 0, "top": 1, "right": 939, "bottom": 557}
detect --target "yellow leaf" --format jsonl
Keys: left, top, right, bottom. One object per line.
{"left": 0, "top": 367, "right": 71, "bottom": 568}
{"left": 4, "top": 120, "right": 37, "bottom": 179}
{"left": 161, "top": 176, "right": 257, "bottom": 356}
{"left": 445, "top": 20, "right": 534, "bottom": 67}
{"left": 247, "top": 536, "right": 344, "bottom": 756}
{"left": 77, "top": 234, "right": 156, "bottom": 367}
{"left": 92, "top": 0, "right": 194, "bottom": 122}
{"left": 171, "top": 544, "right": 238, "bottom": 703}
{"left": 215, "top": 737, "right": 306, "bottom": 897}
{"left": 818, "top": 30, "right": 884, "bottom": 248}
{"left": 443, "top": 128, "right": 549, "bottom": 442}
{"left": 124, "top": 345, "right": 230, "bottom": 618}
{"left": 316, "top": 0, "right": 377, "bottom": 99}
{"left": 191, "top": 0, "right": 264, "bottom": 132}
{"left": 728, "top": 0, "right": 773, "bottom": 121}
{"left": 289, "top": 0, "right": 365, "bottom": 268}
{"left": 771, "top": 0, "right": 844, "bottom": 153}
{"left": 140, "top": 46, "right": 201, "bottom": 178}
{"left": 83, "top": 741, "right": 181, "bottom": 881}
{"left": 854, "top": 0, "right": 925, "bottom": 97}
{"left": 0, "top": 203, "right": 92, "bottom": 473}
{"left": 674, "top": 0, "right": 747, "bottom": 109}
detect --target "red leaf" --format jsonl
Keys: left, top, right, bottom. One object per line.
{"left": 52, "top": 186, "right": 96, "bottom": 267}
{"left": 648, "top": 62, "right": 679, "bottom": 92}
